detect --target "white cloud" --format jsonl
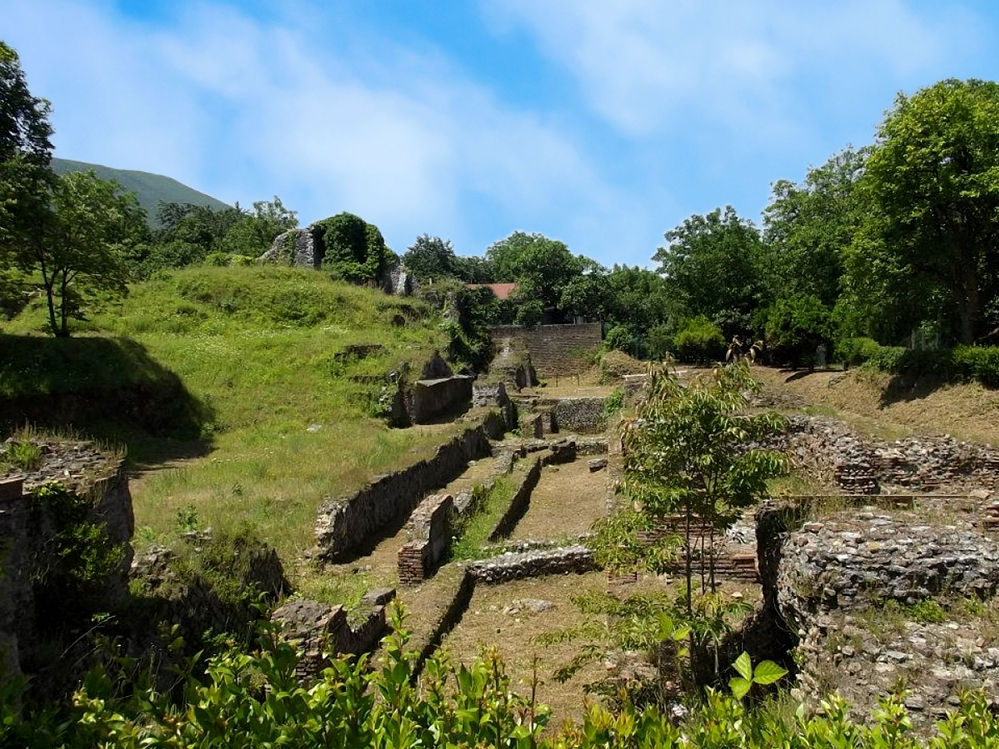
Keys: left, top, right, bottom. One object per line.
{"left": 484, "top": 0, "right": 980, "bottom": 138}
{"left": 1, "top": 0, "right": 654, "bottom": 260}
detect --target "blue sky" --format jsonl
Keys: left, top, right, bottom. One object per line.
{"left": 3, "top": 1, "right": 997, "bottom": 267}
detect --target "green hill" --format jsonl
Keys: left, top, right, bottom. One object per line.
{"left": 51, "top": 157, "right": 230, "bottom": 226}
{"left": 0, "top": 266, "right": 457, "bottom": 595}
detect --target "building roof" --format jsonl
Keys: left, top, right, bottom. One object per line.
{"left": 467, "top": 282, "right": 517, "bottom": 300}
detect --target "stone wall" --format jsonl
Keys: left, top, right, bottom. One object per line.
{"left": 315, "top": 427, "right": 492, "bottom": 561}
{"left": 490, "top": 323, "right": 602, "bottom": 377}
{"left": 410, "top": 376, "right": 473, "bottom": 423}
{"left": 546, "top": 397, "right": 608, "bottom": 434}
{"left": 468, "top": 544, "right": 597, "bottom": 584}
{"left": 398, "top": 493, "right": 455, "bottom": 585}
{"left": 488, "top": 458, "right": 542, "bottom": 541}
{"left": 0, "top": 455, "right": 134, "bottom": 681}
{"left": 270, "top": 588, "right": 394, "bottom": 682}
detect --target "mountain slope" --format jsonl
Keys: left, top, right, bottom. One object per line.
{"left": 51, "top": 157, "right": 230, "bottom": 226}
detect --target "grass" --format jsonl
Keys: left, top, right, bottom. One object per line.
{"left": 1, "top": 265, "right": 463, "bottom": 596}
{"left": 451, "top": 477, "right": 516, "bottom": 560}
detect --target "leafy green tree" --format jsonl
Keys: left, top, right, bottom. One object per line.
{"left": 0, "top": 41, "right": 55, "bottom": 315}
{"left": 403, "top": 234, "right": 459, "bottom": 280}
{"left": 763, "top": 146, "right": 868, "bottom": 308}
{"left": 654, "top": 207, "right": 767, "bottom": 337}
{"left": 763, "top": 294, "right": 832, "bottom": 369}
{"left": 855, "top": 79, "right": 999, "bottom": 344}
{"left": 486, "top": 231, "right": 583, "bottom": 317}
{"left": 32, "top": 171, "right": 147, "bottom": 336}
{"left": 155, "top": 201, "right": 245, "bottom": 257}
{"left": 452, "top": 254, "right": 496, "bottom": 283}
{"left": 621, "top": 363, "right": 787, "bottom": 611}
{"left": 217, "top": 196, "right": 297, "bottom": 257}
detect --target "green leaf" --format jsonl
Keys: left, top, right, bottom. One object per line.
{"left": 729, "top": 676, "right": 751, "bottom": 700}
{"left": 733, "top": 651, "right": 752, "bottom": 681}
{"left": 752, "top": 660, "right": 788, "bottom": 685}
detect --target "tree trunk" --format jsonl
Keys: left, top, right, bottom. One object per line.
{"left": 684, "top": 508, "right": 692, "bottom": 617}
{"left": 59, "top": 273, "right": 69, "bottom": 337}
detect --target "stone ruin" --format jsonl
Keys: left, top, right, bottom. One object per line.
{"left": 270, "top": 588, "right": 396, "bottom": 681}
{"left": 0, "top": 441, "right": 134, "bottom": 682}
{"left": 261, "top": 224, "right": 414, "bottom": 295}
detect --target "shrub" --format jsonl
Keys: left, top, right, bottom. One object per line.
{"left": 764, "top": 294, "right": 832, "bottom": 369}
{"left": 953, "top": 345, "right": 999, "bottom": 389}
{"left": 315, "top": 212, "right": 390, "bottom": 284}
{"left": 604, "top": 324, "right": 634, "bottom": 354}
{"left": 835, "top": 336, "right": 881, "bottom": 367}
{"left": 673, "top": 316, "right": 724, "bottom": 363}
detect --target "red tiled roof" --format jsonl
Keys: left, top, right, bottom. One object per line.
{"left": 467, "top": 282, "right": 517, "bottom": 300}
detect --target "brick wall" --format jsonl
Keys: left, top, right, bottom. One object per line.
{"left": 490, "top": 322, "right": 602, "bottom": 377}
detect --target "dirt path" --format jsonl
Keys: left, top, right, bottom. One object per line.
{"left": 509, "top": 460, "right": 612, "bottom": 542}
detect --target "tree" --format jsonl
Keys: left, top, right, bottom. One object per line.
{"left": 485, "top": 231, "right": 583, "bottom": 317}
{"left": 856, "top": 79, "right": 999, "bottom": 344}
{"left": 402, "top": 234, "right": 459, "bottom": 280}
{"left": 218, "top": 197, "right": 298, "bottom": 257}
{"left": 654, "top": 207, "right": 767, "bottom": 337}
{"left": 32, "top": 171, "right": 147, "bottom": 336}
{"left": 763, "top": 146, "right": 868, "bottom": 309}
{"left": 763, "top": 293, "right": 832, "bottom": 369}
{"left": 0, "top": 41, "right": 55, "bottom": 315}
{"left": 621, "top": 364, "right": 786, "bottom": 612}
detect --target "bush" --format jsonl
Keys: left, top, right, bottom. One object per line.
{"left": 673, "top": 316, "right": 724, "bottom": 363}
{"left": 764, "top": 294, "right": 831, "bottom": 369}
{"left": 315, "top": 212, "right": 390, "bottom": 284}
{"left": 835, "top": 336, "right": 881, "bottom": 367}
{"left": 953, "top": 345, "right": 999, "bottom": 389}
{"left": 604, "top": 324, "right": 634, "bottom": 354}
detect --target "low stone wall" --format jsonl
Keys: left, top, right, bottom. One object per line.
{"left": 398, "top": 494, "right": 454, "bottom": 585}
{"left": 468, "top": 544, "right": 597, "bottom": 584}
{"left": 488, "top": 458, "right": 542, "bottom": 541}
{"left": 413, "top": 570, "right": 477, "bottom": 676}
{"left": 547, "top": 397, "right": 608, "bottom": 434}
{"left": 771, "top": 415, "right": 999, "bottom": 494}
{"left": 270, "top": 588, "right": 394, "bottom": 682}
{"left": 315, "top": 427, "right": 492, "bottom": 561}
{"left": 411, "top": 376, "right": 473, "bottom": 423}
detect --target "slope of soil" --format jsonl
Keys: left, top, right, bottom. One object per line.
{"left": 752, "top": 366, "right": 999, "bottom": 446}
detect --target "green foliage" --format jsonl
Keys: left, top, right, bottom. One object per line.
{"left": 27, "top": 482, "right": 125, "bottom": 623}
{"left": 31, "top": 170, "right": 149, "bottom": 336}
{"left": 835, "top": 336, "right": 881, "bottom": 367}
{"left": 451, "top": 477, "right": 515, "bottom": 559}
{"left": 0, "top": 437, "right": 42, "bottom": 471}
{"left": 763, "top": 147, "right": 868, "bottom": 309}
{"left": 654, "top": 207, "right": 767, "bottom": 337}
{"left": 604, "top": 388, "right": 624, "bottom": 415}
{"left": 763, "top": 294, "right": 832, "bottom": 369}
{"left": 315, "top": 211, "right": 390, "bottom": 284}
{"left": 621, "top": 363, "right": 787, "bottom": 608}
{"left": 728, "top": 652, "right": 787, "bottom": 700}
{"left": 855, "top": 342, "right": 999, "bottom": 389}
{"left": 855, "top": 79, "right": 999, "bottom": 344}
{"left": 603, "top": 324, "right": 634, "bottom": 354}
{"left": 514, "top": 298, "right": 544, "bottom": 328}
{"left": 673, "top": 315, "right": 725, "bottom": 363}
{"left": 51, "top": 157, "right": 230, "bottom": 227}
{"left": 403, "top": 233, "right": 459, "bottom": 280}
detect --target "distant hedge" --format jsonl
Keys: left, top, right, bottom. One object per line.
{"left": 840, "top": 339, "right": 999, "bottom": 389}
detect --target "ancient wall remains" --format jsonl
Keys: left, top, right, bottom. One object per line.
{"left": 490, "top": 323, "right": 602, "bottom": 377}
{"left": 410, "top": 376, "right": 473, "bottom": 423}
{"left": 0, "top": 452, "right": 134, "bottom": 680}
{"left": 315, "top": 427, "right": 492, "bottom": 561}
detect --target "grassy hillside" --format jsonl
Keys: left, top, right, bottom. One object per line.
{"left": 1, "top": 266, "right": 461, "bottom": 592}
{"left": 51, "top": 157, "right": 230, "bottom": 226}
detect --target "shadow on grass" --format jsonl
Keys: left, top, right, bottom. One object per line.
{"left": 0, "top": 333, "right": 214, "bottom": 466}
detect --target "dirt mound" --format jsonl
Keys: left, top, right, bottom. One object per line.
{"left": 599, "top": 350, "right": 648, "bottom": 382}
{"left": 752, "top": 366, "right": 999, "bottom": 446}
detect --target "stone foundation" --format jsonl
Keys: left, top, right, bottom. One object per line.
{"left": 315, "top": 426, "right": 492, "bottom": 561}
